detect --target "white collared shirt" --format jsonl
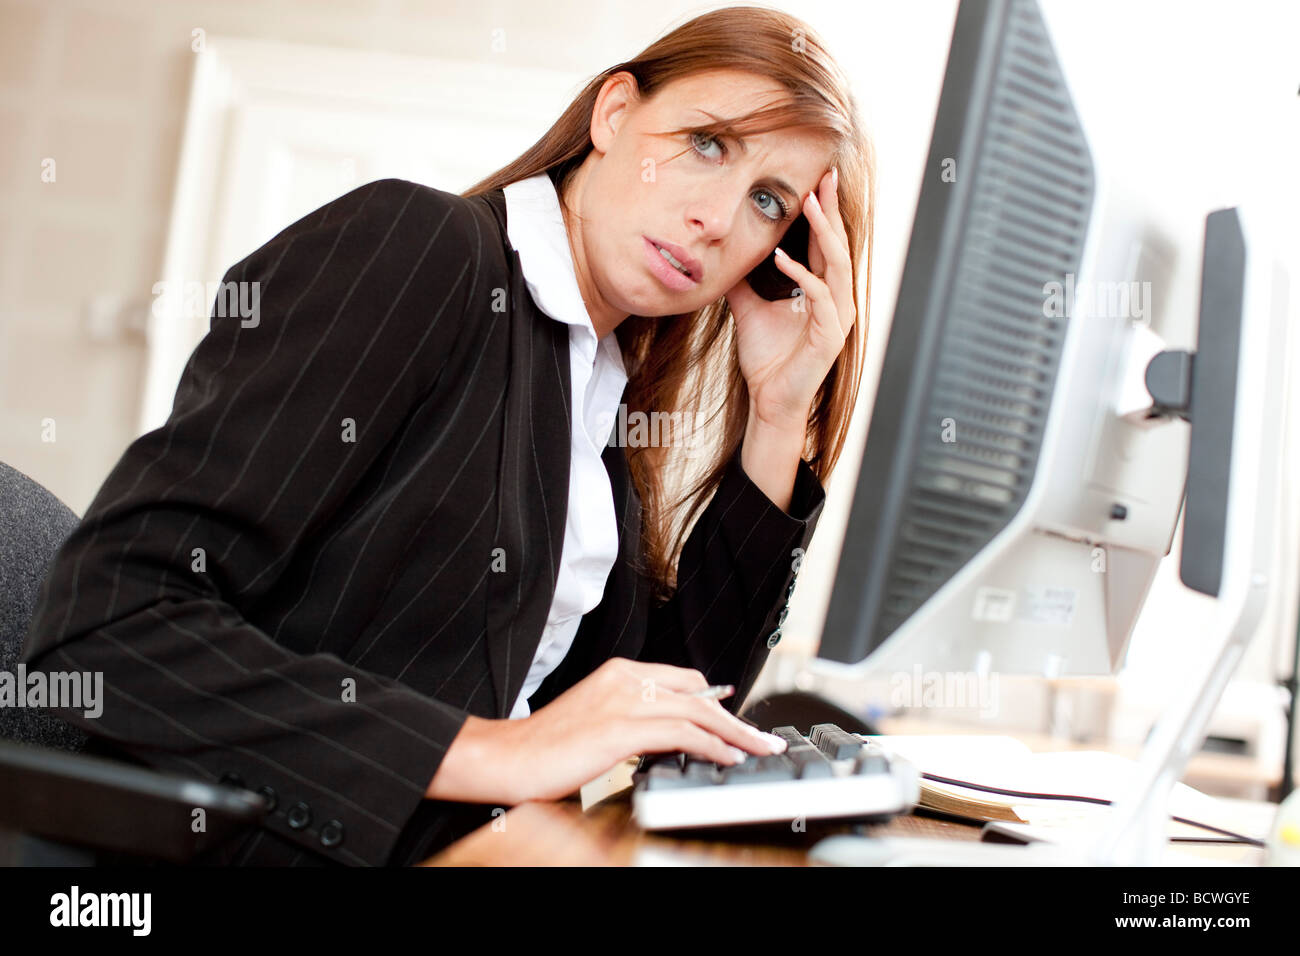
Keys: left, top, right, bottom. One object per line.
{"left": 502, "top": 172, "right": 628, "bottom": 719}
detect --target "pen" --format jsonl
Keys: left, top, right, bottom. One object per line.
{"left": 688, "top": 684, "right": 735, "bottom": 700}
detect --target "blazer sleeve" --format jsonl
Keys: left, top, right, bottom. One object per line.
{"left": 637, "top": 445, "right": 827, "bottom": 712}
{"left": 22, "top": 178, "right": 485, "bottom": 867}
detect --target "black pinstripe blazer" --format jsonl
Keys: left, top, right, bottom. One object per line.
{"left": 21, "top": 177, "right": 827, "bottom": 866}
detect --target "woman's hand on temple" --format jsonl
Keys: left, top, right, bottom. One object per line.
{"left": 725, "top": 165, "right": 857, "bottom": 431}
{"left": 425, "top": 657, "right": 787, "bottom": 805}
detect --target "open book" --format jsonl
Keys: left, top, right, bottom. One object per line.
{"left": 869, "top": 734, "right": 1270, "bottom": 843}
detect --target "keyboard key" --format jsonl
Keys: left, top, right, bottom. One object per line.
{"left": 682, "top": 758, "right": 722, "bottom": 786}
{"left": 643, "top": 765, "right": 696, "bottom": 790}
{"left": 785, "top": 744, "right": 836, "bottom": 779}
{"left": 770, "top": 726, "right": 806, "bottom": 747}
{"left": 721, "top": 754, "right": 797, "bottom": 785}
{"left": 853, "top": 745, "right": 890, "bottom": 775}
{"left": 636, "top": 752, "right": 685, "bottom": 774}
{"left": 810, "top": 723, "right": 864, "bottom": 759}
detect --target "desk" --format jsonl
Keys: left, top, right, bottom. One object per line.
{"left": 420, "top": 790, "right": 1271, "bottom": 866}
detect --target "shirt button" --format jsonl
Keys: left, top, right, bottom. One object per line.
{"left": 777, "top": 605, "right": 789, "bottom": 626}
{"left": 319, "top": 820, "right": 345, "bottom": 848}
{"left": 766, "top": 629, "right": 782, "bottom": 649}
{"left": 287, "top": 802, "right": 312, "bottom": 830}
{"left": 256, "top": 785, "right": 278, "bottom": 812}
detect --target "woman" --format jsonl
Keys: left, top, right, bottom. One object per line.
{"left": 23, "top": 6, "right": 873, "bottom": 866}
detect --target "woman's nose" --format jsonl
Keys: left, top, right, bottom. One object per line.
{"left": 685, "top": 193, "right": 741, "bottom": 239}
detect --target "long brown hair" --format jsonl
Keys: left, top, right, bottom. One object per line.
{"left": 462, "top": 5, "right": 874, "bottom": 603}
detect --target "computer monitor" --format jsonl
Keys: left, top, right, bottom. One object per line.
{"left": 811, "top": 0, "right": 1288, "bottom": 684}
{"left": 804, "top": 0, "right": 1290, "bottom": 864}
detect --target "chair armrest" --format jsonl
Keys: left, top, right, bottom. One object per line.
{"left": 0, "top": 740, "right": 266, "bottom": 863}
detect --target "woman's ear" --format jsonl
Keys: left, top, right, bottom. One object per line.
{"left": 590, "top": 72, "right": 639, "bottom": 151}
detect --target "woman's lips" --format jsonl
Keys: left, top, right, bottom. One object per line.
{"left": 643, "top": 236, "right": 701, "bottom": 292}
{"left": 648, "top": 237, "right": 703, "bottom": 280}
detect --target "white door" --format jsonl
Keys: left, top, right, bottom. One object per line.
{"left": 144, "top": 35, "right": 584, "bottom": 433}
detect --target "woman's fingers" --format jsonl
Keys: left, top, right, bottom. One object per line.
{"left": 603, "top": 657, "right": 712, "bottom": 695}
{"left": 800, "top": 184, "right": 856, "bottom": 339}
{"left": 635, "top": 688, "right": 786, "bottom": 756}
{"left": 604, "top": 658, "right": 778, "bottom": 752}
{"left": 803, "top": 167, "right": 836, "bottom": 278}
{"left": 600, "top": 658, "right": 786, "bottom": 756}
{"left": 634, "top": 718, "right": 751, "bottom": 767}
{"left": 773, "top": 248, "right": 843, "bottom": 356}
{"left": 820, "top": 166, "right": 847, "bottom": 256}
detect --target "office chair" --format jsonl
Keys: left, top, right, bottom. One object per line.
{"left": 0, "top": 461, "right": 89, "bottom": 753}
{"left": 0, "top": 461, "right": 264, "bottom": 865}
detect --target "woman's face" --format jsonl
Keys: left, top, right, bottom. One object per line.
{"left": 568, "top": 69, "right": 835, "bottom": 327}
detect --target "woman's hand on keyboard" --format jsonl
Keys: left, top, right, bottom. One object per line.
{"left": 426, "top": 657, "right": 787, "bottom": 804}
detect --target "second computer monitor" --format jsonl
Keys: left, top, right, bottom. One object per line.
{"left": 815, "top": 0, "right": 1193, "bottom": 680}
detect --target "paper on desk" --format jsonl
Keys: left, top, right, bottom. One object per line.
{"left": 579, "top": 757, "right": 638, "bottom": 811}
{"left": 983, "top": 821, "right": 1257, "bottom": 865}
{"left": 863, "top": 734, "right": 1033, "bottom": 778}
{"left": 866, "top": 734, "right": 1266, "bottom": 843}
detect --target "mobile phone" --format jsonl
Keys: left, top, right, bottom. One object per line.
{"left": 744, "top": 213, "right": 811, "bottom": 301}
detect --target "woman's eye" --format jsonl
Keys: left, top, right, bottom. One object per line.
{"left": 690, "top": 131, "right": 724, "bottom": 162}
{"left": 690, "top": 132, "right": 789, "bottom": 224}
{"left": 754, "top": 190, "right": 788, "bottom": 222}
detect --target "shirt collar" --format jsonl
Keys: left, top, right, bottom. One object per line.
{"left": 502, "top": 172, "right": 627, "bottom": 377}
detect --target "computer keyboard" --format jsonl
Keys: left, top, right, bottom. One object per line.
{"left": 631, "top": 723, "right": 920, "bottom": 830}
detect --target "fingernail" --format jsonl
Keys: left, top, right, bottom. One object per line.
{"left": 774, "top": 246, "right": 789, "bottom": 260}
{"left": 831, "top": 165, "right": 839, "bottom": 189}
{"left": 728, "top": 746, "right": 748, "bottom": 764}
{"left": 763, "top": 733, "right": 787, "bottom": 754}
{"left": 807, "top": 191, "right": 821, "bottom": 212}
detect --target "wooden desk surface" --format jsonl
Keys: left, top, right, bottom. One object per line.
{"left": 421, "top": 795, "right": 986, "bottom": 866}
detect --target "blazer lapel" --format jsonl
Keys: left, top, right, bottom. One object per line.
{"left": 480, "top": 189, "right": 572, "bottom": 719}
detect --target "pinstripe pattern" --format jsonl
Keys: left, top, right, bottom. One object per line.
{"left": 21, "top": 180, "right": 827, "bottom": 867}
